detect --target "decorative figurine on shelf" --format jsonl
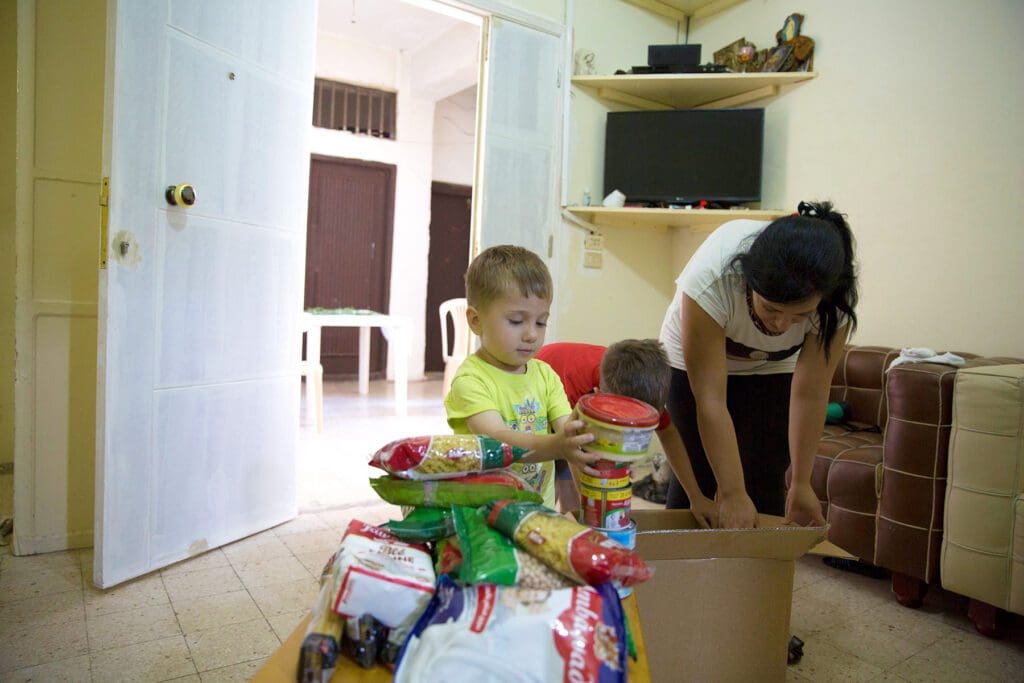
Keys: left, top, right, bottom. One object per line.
{"left": 574, "top": 48, "right": 596, "bottom": 76}
{"left": 713, "top": 37, "right": 756, "bottom": 72}
{"left": 767, "top": 13, "right": 815, "bottom": 72}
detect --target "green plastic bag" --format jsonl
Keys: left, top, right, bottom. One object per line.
{"left": 369, "top": 472, "right": 542, "bottom": 508}
{"left": 383, "top": 507, "right": 454, "bottom": 542}
{"left": 453, "top": 505, "right": 575, "bottom": 589}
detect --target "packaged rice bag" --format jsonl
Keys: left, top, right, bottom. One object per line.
{"left": 395, "top": 575, "right": 627, "bottom": 683}
{"left": 371, "top": 435, "right": 529, "bottom": 480}
{"left": 485, "top": 500, "right": 653, "bottom": 588}
{"left": 369, "top": 471, "right": 542, "bottom": 508}
{"left": 452, "top": 505, "right": 576, "bottom": 590}
{"left": 383, "top": 506, "right": 455, "bottom": 542}
{"left": 331, "top": 520, "right": 436, "bottom": 631}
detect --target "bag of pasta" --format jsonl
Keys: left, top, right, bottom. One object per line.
{"left": 484, "top": 500, "right": 653, "bottom": 588}
{"left": 369, "top": 471, "right": 542, "bottom": 508}
{"left": 394, "top": 575, "right": 627, "bottom": 683}
{"left": 452, "top": 505, "right": 576, "bottom": 590}
{"left": 370, "top": 435, "right": 529, "bottom": 480}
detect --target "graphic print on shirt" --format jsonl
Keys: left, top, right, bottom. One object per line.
{"left": 725, "top": 337, "right": 803, "bottom": 363}
{"left": 508, "top": 397, "right": 549, "bottom": 493}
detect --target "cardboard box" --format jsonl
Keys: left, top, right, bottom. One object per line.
{"left": 631, "top": 510, "right": 825, "bottom": 682}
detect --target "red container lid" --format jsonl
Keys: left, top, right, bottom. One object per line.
{"left": 578, "top": 392, "right": 659, "bottom": 428}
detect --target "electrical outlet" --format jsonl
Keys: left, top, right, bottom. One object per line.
{"left": 583, "top": 250, "right": 603, "bottom": 269}
{"left": 584, "top": 234, "right": 604, "bottom": 251}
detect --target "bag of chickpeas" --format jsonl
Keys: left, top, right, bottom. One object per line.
{"left": 485, "top": 500, "right": 653, "bottom": 588}
{"left": 370, "top": 435, "right": 529, "bottom": 480}
{"left": 452, "top": 505, "right": 577, "bottom": 590}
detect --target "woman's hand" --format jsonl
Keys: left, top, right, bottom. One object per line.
{"left": 785, "top": 481, "right": 825, "bottom": 526}
{"left": 716, "top": 490, "right": 758, "bottom": 529}
{"left": 689, "top": 492, "right": 718, "bottom": 529}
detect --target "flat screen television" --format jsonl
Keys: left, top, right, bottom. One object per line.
{"left": 603, "top": 108, "right": 764, "bottom": 206}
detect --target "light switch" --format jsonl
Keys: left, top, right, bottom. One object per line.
{"left": 583, "top": 250, "right": 603, "bottom": 269}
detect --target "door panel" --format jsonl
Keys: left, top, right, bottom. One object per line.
{"left": 96, "top": 0, "right": 316, "bottom": 587}
{"left": 305, "top": 156, "right": 395, "bottom": 376}
{"left": 476, "top": 18, "right": 562, "bottom": 264}
{"left": 425, "top": 182, "right": 472, "bottom": 373}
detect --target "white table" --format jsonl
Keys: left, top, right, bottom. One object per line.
{"left": 302, "top": 311, "right": 410, "bottom": 417}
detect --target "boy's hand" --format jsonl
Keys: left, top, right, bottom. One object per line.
{"left": 555, "top": 417, "right": 597, "bottom": 468}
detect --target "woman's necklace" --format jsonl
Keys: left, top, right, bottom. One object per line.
{"left": 746, "top": 285, "right": 784, "bottom": 337}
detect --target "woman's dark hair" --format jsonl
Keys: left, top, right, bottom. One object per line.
{"left": 730, "top": 201, "right": 858, "bottom": 358}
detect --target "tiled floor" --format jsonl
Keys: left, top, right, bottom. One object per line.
{"left": 1, "top": 376, "right": 1023, "bottom": 681}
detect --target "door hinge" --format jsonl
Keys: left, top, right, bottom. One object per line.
{"left": 99, "top": 176, "right": 110, "bottom": 270}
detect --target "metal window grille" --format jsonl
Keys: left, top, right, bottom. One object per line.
{"left": 313, "top": 78, "right": 396, "bottom": 139}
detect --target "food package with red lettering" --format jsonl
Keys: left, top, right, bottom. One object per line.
{"left": 484, "top": 500, "right": 653, "bottom": 588}
{"left": 394, "top": 575, "right": 626, "bottom": 683}
{"left": 370, "top": 435, "right": 530, "bottom": 480}
{"left": 330, "top": 520, "right": 436, "bottom": 631}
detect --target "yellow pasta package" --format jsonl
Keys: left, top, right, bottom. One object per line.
{"left": 369, "top": 435, "right": 529, "bottom": 480}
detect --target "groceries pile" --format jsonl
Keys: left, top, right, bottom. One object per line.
{"left": 297, "top": 434, "right": 654, "bottom": 683}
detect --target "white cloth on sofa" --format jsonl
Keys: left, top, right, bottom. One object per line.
{"left": 887, "top": 347, "right": 966, "bottom": 371}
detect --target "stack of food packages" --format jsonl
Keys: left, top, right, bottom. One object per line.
{"left": 574, "top": 392, "right": 663, "bottom": 600}
{"left": 298, "top": 434, "right": 654, "bottom": 683}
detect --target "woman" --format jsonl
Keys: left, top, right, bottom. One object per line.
{"left": 658, "top": 201, "right": 857, "bottom": 528}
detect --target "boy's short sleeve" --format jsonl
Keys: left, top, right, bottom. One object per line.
{"left": 444, "top": 372, "right": 498, "bottom": 433}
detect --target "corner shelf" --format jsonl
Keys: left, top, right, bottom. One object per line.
{"left": 622, "top": 0, "right": 746, "bottom": 22}
{"left": 572, "top": 71, "right": 816, "bottom": 110}
{"left": 565, "top": 206, "right": 787, "bottom": 231}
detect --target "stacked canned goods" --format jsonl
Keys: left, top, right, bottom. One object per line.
{"left": 576, "top": 393, "right": 661, "bottom": 599}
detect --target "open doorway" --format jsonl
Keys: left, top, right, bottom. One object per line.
{"left": 299, "top": 0, "right": 480, "bottom": 509}
{"left": 309, "top": 0, "right": 479, "bottom": 382}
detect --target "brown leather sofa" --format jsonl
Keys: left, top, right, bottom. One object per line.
{"left": 809, "top": 345, "right": 1022, "bottom": 609}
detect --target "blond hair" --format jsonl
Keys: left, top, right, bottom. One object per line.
{"left": 600, "top": 339, "right": 671, "bottom": 410}
{"left": 465, "top": 245, "right": 552, "bottom": 309}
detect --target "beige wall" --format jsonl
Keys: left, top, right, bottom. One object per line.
{"left": 560, "top": 0, "right": 1024, "bottom": 357}
{"left": 11, "top": 0, "right": 104, "bottom": 553}
{"left": 1, "top": 2, "right": 16, "bottom": 476}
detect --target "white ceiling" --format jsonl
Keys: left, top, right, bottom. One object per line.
{"left": 317, "top": 0, "right": 472, "bottom": 52}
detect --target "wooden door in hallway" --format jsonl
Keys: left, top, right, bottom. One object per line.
{"left": 424, "top": 182, "right": 472, "bottom": 373}
{"left": 305, "top": 155, "right": 395, "bottom": 376}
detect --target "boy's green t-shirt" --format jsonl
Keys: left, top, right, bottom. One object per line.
{"left": 444, "top": 354, "right": 572, "bottom": 509}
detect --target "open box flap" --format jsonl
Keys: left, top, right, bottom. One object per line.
{"left": 632, "top": 510, "right": 826, "bottom": 562}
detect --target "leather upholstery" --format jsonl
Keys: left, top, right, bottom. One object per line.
{"left": 941, "top": 364, "right": 1024, "bottom": 617}
{"left": 810, "top": 346, "right": 1022, "bottom": 591}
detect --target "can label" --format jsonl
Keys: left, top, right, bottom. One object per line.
{"left": 579, "top": 483, "right": 632, "bottom": 529}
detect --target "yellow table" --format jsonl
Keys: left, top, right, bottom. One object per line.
{"left": 254, "top": 591, "right": 650, "bottom": 682}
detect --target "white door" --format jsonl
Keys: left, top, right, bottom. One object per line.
{"left": 95, "top": 0, "right": 317, "bottom": 588}
{"left": 475, "top": 17, "right": 564, "bottom": 261}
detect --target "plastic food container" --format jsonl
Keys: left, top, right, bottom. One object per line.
{"left": 577, "top": 392, "right": 660, "bottom": 461}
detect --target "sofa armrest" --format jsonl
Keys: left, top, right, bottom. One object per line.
{"left": 876, "top": 357, "right": 1023, "bottom": 583}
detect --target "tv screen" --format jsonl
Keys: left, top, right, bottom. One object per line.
{"left": 603, "top": 109, "right": 764, "bottom": 206}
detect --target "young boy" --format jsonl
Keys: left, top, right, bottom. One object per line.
{"left": 535, "top": 340, "right": 717, "bottom": 528}
{"left": 444, "top": 245, "right": 598, "bottom": 510}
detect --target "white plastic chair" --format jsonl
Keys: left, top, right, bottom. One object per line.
{"left": 439, "top": 297, "right": 471, "bottom": 397}
{"left": 298, "top": 314, "right": 324, "bottom": 432}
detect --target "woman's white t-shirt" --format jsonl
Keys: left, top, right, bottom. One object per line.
{"left": 659, "top": 219, "right": 818, "bottom": 375}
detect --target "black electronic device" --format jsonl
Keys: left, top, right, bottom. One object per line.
{"left": 630, "top": 63, "right": 731, "bottom": 75}
{"left": 648, "top": 44, "right": 701, "bottom": 67}
{"left": 603, "top": 109, "right": 764, "bottom": 206}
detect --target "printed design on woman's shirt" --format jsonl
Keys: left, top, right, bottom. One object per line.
{"left": 725, "top": 337, "right": 802, "bottom": 362}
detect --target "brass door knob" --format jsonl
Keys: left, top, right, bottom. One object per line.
{"left": 165, "top": 183, "right": 196, "bottom": 207}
